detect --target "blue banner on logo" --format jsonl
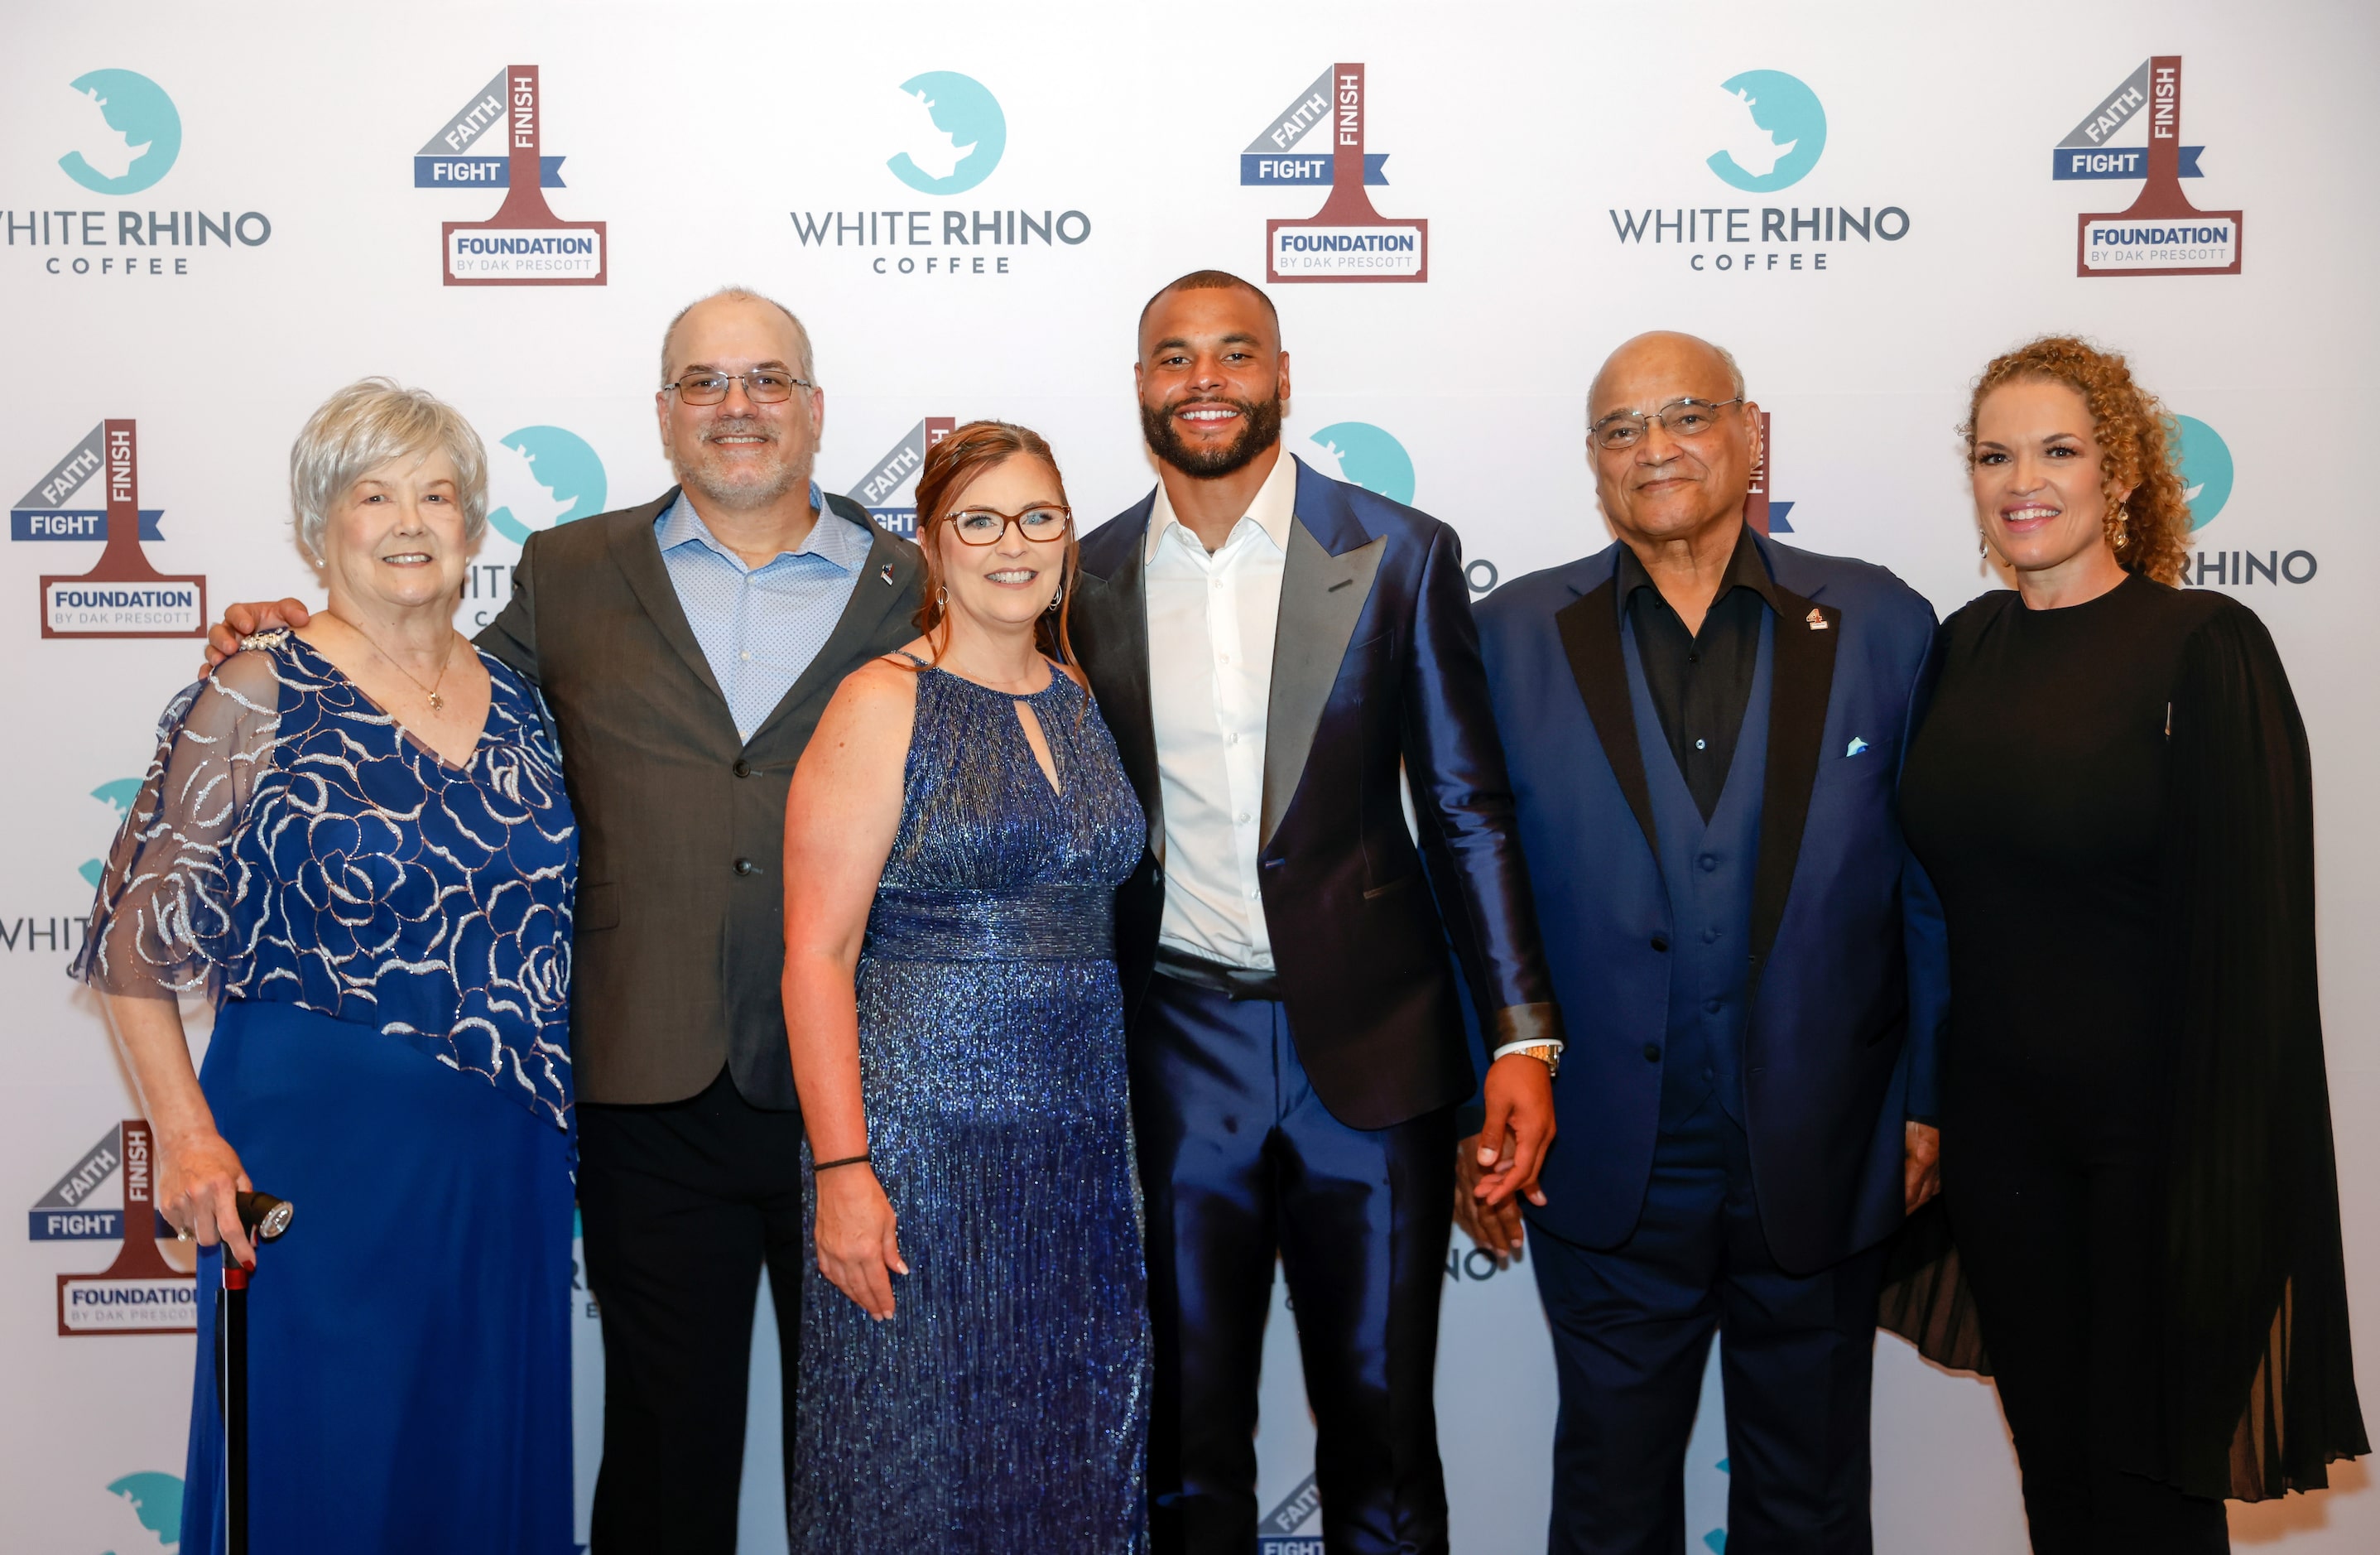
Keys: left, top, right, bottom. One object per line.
{"left": 27, "top": 1209, "right": 173, "bottom": 1241}
{"left": 2051, "top": 145, "right": 2203, "bottom": 181}
{"left": 11, "top": 509, "right": 164, "bottom": 542}
{"left": 1240, "top": 152, "right": 1388, "bottom": 186}
{"left": 412, "top": 155, "right": 568, "bottom": 189}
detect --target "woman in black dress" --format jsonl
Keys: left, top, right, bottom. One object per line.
{"left": 1891, "top": 336, "right": 2364, "bottom": 1551}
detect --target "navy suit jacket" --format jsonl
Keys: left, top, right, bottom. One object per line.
{"left": 1070, "top": 456, "right": 1559, "bottom": 1131}
{"left": 1474, "top": 531, "right": 1949, "bottom": 1273}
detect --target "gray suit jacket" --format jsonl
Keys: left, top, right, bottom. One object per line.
{"left": 477, "top": 488, "right": 924, "bottom": 1107}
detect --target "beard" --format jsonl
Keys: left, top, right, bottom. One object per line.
{"left": 673, "top": 417, "right": 805, "bottom": 511}
{"left": 1139, "top": 392, "right": 1285, "bottom": 479}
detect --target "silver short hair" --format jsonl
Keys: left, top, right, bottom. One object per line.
{"left": 289, "top": 379, "right": 488, "bottom": 564}
{"left": 659, "top": 286, "right": 817, "bottom": 386}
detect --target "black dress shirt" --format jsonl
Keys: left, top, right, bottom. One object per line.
{"left": 1614, "top": 523, "right": 1781, "bottom": 821}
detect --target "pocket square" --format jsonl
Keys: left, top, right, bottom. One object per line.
{"left": 1845, "top": 736, "right": 1870, "bottom": 758}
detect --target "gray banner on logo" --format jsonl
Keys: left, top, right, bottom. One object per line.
{"left": 417, "top": 69, "right": 511, "bottom": 156}
{"left": 1245, "top": 68, "right": 1335, "bottom": 155}
{"left": 16, "top": 425, "right": 105, "bottom": 512}
{"left": 2059, "top": 60, "right": 2152, "bottom": 148}
{"left": 33, "top": 1129, "right": 121, "bottom": 1211}
{"left": 848, "top": 420, "right": 931, "bottom": 508}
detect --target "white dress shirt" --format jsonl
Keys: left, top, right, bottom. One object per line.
{"left": 1142, "top": 452, "right": 1300, "bottom": 970}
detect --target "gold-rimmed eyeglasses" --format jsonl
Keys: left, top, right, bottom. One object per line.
{"left": 1592, "top": 396, "right": 1745, "bottom": 451}
{"left": 943, "top": 505, "right": 1073, "bottom": 546}
{"left": 661, "top": 371, "right": 817, "bottom": 406}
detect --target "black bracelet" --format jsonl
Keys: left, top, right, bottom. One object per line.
{"left": 813, "top": 1153, "right": 871, "bottom": 1173}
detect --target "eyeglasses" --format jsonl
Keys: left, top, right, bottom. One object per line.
{"left": 943, "top": 505, "right": 1073, "bottom": 546}
{"left": 661, "top": 371, "right": 817, "bottom": 406}
{"left": 1592, "top": 397, "right": 1745, "bottom": 451}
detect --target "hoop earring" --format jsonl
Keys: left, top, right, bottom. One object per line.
{"left": 1046, "top": 581, "right": 1064, "bottom": 615}
{"left": 935, "top": 585, "right": 949, "bottom": 611}
{"left": 1979, "top": 532, "right": 1990, "bottom": 559}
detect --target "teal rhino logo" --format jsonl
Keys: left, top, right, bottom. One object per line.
{"left": 61, "top": 70, "right": 182, "bottom": 195}
{"left": 1306, "top": 422, "right": 1415, "bottom": 507}
{"left": 487, "top": 426, "right": 606, "bottom": 546}
{"left": 888, "top": 72, "right": 1006, "bottom": 195}
{"left": 104, "top": 1469, "right": 182, "bottom": 1550}
{"left": 2173, "top": 415, "right": 2233, "bottom": 531}
{"left": 80, "top": 778, "right": 143, "bottom": 889}
{"left": 1708, "top": 70, "right": 1825, "bottom": 193}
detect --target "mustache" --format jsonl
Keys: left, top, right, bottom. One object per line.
{"left": 700, "top": 417, "right": 777, "bottom": 445}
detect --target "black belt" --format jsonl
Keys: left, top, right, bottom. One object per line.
{"left": 1153, "top": 946, "right": 1285, "bottom": 1002}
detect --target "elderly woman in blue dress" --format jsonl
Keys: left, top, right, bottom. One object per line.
{"left": 74, "top": 379, "right": 578, "bottom": 1555}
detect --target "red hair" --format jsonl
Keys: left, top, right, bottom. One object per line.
{"left": 910, "top": 421, "right": 1079, "bottom": 670}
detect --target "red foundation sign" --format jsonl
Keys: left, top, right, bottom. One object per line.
{"left": 56, "top": 1120, "right": 196, "bottom": 1336}
{"left": 38, "top": 421, "right": 205, "bottom": 639}
{"left": 1266, "top": 65, "right": 1428, "bottom": 284}
{"left": 2077, "top": 56, "right": 2241, "bottom": 277}
{"left": 442, "top": 66, "right": 608, "bottom": 286}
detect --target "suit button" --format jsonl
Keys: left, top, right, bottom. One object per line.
{"left": 1704, "top": 927, "right": 1721, "bottom": 944}
{"left": 733, "top": 758, "right": 752, "bottom": 778}
{"left": 1649, "top": 936, "right": 1669, "bottom": 953}
{"left": 733, "top": 858, "right": 757, "bottom": 876}
{"left": 1642, "top": 1042, "right": 1661, "bottom": 1063}
{"left": 1698, "top": 853, "right": 1718, "bottom": 872}
{"left": 1704, "top": 997, "right": 1723, "bottom": 1014}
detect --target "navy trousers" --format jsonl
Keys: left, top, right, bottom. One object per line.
{"left": 1530, "top": 1096, "right": 1884, "bottom": 1555}
{"left": 1132, "top": 972, "right": 1454, "bottom": 1555}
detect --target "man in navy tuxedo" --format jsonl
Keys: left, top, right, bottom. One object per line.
{"left": 1459, "top": 332, "right": 1950, "bottom": 1553}
{"left": 1069, "top": 271, "right": 1563, "bottom": 1555}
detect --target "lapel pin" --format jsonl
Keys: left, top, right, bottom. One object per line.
{"left": 1805, "top": 607, "right": 1829, "bottom": 631}
{"left": 879, "top": 562, "right": 897, "bottom": 587}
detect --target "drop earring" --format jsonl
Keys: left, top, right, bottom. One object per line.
{"left": 1979, "top": 532, "right": 1990, "bottom": 559}
{"left": 1046, "top": 581, "right": 1065, "bottom": 615}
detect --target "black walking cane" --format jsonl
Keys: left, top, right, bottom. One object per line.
{"left": 218, "top": 1189, "right": 295, "bottom": 1555}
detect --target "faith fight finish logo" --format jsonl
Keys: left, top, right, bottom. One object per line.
{"left": 425, "top": 66, "right": 606, "bottom": 285}
{"left": 843, "top": 416, "right": 957, "bottom": 537}
{"left": 1608, "top": 69, "right": 1911, "bottom": 275}
{"left": 16, "top": 421, "right": 204, "bottom": 638}
{"left": 36, "top": 1120, "right": 196, "bottom": 1336}
{"left": 6, "top": 68, "right": 273, "bottom": 281}
{"left": 1253, "top": 65, "right": 1426, "bottom": 283}
{"left": 2057, "top": 55, "right": 2240, "bottom": 277}
{"left": 789, "top": 71, "right": 1094, "bottom": 280}
{"left": 1747, "top": 412, "right": 1796, "bottom": 535}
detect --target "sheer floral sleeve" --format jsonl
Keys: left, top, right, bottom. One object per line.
{"left": 70, "top": 648, "right": 286, "bottom": 1000}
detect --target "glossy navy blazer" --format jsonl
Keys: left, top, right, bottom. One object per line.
{"left": 1070, "top": 457, "right": 1560, "bottom": 1131}
{"left": 1474, "top": 530, "right": 1950, "bottom": 1273}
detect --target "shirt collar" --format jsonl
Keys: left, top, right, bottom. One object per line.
{"left": 1613, "top": 520, "right": 1780, "bottom": 623}
{"left": 1144, "top": 450, "right": 1299, "bottom": 564}
{"left": 656, "top": 481, "right": 869, "bottom": 574}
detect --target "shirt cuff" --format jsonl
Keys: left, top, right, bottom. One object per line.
{"left": 1492, "top": 1038, "right": 1565, "bottom": 1062}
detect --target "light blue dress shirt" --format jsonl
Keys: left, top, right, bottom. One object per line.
{"left": 654, "top": 482, "right": 876, "bottom": 740}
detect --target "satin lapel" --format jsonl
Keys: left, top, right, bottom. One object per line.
{"left": 608, "top": 491, "right": 725, "bottom": 705}
{"left": 1260, "top": 517, "right": 1385, "bottom": 849}
{"left": 746, "top": 521, "right": 919, "bottom": 749}
{"left": 1748, "top": 585, "right": 1840, "bottom": 974}
{"left": 1075, "top": 549, "right": 1164, "bottom": 854}
{"left": 1555, "top": 580, "right": 1660, "bottom": 860}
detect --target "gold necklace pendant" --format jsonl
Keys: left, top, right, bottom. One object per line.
{"left": 426, "top": 690, "right": 445, "bottom": 711}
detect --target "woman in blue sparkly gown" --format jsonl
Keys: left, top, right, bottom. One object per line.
{"left": 780, "top": 421, "right": 1150, "bottom": 1552}
{"left": 75, "top": 381, "right": 577, "bottom": 1555}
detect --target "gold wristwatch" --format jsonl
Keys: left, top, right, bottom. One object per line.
{"left": 1510, "top": 1042, "right": 1562, "bottom": 1079}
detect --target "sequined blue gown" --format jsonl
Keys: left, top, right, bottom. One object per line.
{"left": 791, "top": 663, "right": 1151, "bottom": 1553}
{"left": 75, "top": 636, "right": 577, "bottom": 1555}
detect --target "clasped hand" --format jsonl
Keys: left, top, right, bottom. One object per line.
{"left": 813, "top": 1167, "right": 908, "bottom": 1321}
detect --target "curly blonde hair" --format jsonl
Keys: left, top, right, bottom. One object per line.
{"left": 1963, "top": 335, "right": 2191, "bottom": 585}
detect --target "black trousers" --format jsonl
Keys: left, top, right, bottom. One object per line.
{"left": 1944, "top": 1062, "right": 2229, "bottom": 1555}
{"left": 1132, "top": 973, "right": 1454, "bottom": 1555}
{"left": 577, "top": 1066, "right": 808, "bottom": 1554}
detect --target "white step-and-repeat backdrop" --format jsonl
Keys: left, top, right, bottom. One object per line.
{"left": 5, "top": 3, "right": 2375, "bottom": 1550}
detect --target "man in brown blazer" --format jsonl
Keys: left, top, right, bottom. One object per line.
{"left": 213, "top": 288, "right": 924, "bottom": 1550}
